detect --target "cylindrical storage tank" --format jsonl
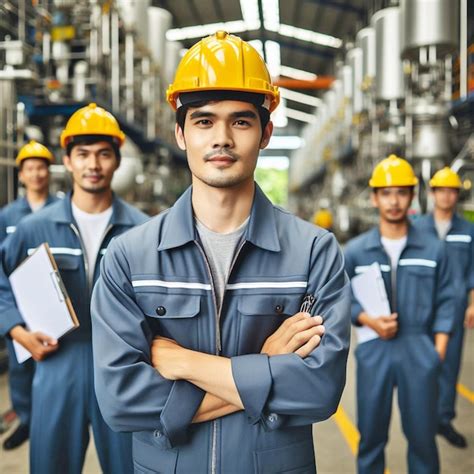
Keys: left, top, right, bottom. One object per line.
{"left": 117, "top": 0, "right": 151, "bottom": 43}
{"left": 148, "top": 7, "right": 172, "bottom": 68}
{"left": 400, "top": 0, "right": 459, "bottom": 59}
{"left": 339, "top": 65, "right": 352, "bottom": 99}
{"left": 347, "top": 47, "right": 363, "bottom": 113}
{"left": 356, "top": 27, "right": 376, "bottom": 83}
{"left": 372, "top": 7, "right": 404, "bottom": 101}
{"left": 164, "top": 41, "right": 184, "bottom": 85}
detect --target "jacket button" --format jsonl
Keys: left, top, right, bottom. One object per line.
{"left": 154, "top": 430, "right": 162, "bottom": 438}
{"left": 275, "top": 304, "right": 284, "bottom": 314}
{"left": 156, "top": 306, "right": 166, "bottom": 316}
{"left": 267, "top": 413, "right": 278, "bottom": 423}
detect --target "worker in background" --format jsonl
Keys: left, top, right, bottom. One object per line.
{"left": 414, "top": 167, "right": 474, "bottom": 448}
{"left": 0, "top": 141, "right": 58, "bottom": 450}
{"left": 0, "top": 103, "right": 148, "bottom": 473}
{"left": 344, "top": 155, "right": 456, "bottom": 474}
{"left": 91, "top": 31, "right": 350, "bottom": 473}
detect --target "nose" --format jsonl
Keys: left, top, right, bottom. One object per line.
{"left": 212, "top": 122, "right": 234, "bottom": 150}
{"left": 86, "top": 153, "right": 101, "bottom": 169}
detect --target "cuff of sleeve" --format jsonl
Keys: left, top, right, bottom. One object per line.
{"left": 231, "top": 354, "right": 272, "bottom": 424}
{"left": 160, "top": 380, "right": 205, "bottom": 447}
{"left": 0, "top": 308, "right": 25, "bottom": 338}
{"left": 433, "top": 317, "right": 454, "bottom": 334}
{"left": 351, "top": 301, "right": 364, "bottom": 327}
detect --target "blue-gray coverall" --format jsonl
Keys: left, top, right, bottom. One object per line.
{"left": 0, "top": 194, "right": 57, "bottom": 428}
{"left": 414, "top": 214, "right": 474, "bottom": 425}
{"left": 91, "top": 185, "right": 351, "bottom": 474}
{"left": 345, "top": 225, "right": 456, "bottom": 474}
{"left": 0, "top": 193, "right": 148, "bottom": 474}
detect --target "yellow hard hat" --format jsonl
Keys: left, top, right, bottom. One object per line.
{"left": 60, "top": 103, "right": 125, "bottom": 149}
{"left": 16, "top": 140, "right": 54, "bottom": 166}
{"left": 429, "top": 167, "right": 462, "bottom": 189}
{"left": 369, "top": 154, "right": 418, "bottom": 188}
{"left": 313, "top": 209, "right": 333, "bottom": 229}
{"left": 166, "top": 31, "right": 280, "bottom": 112}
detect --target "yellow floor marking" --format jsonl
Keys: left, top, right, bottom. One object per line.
{"left": 332, "top": 405, "right": 391, "bottom": 474}
{"left": 457, "top": 383, "right": 474, "bottom": 404}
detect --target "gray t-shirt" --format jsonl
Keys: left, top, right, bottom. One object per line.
{"left": 195, "top": 217, "right": 249, "bottom": 313}
{"left": 434, "top": 218, "right": 452, "bottom": 240}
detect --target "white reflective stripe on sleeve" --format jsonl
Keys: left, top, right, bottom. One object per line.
{"left": 6, "top": 226, "right": 16, "bottom": 234}
{"left": 446, "top": 234, "right": 472, "bottom": 243}
{"left": 226, "top": 281, "right": 308, "bottom": 290}
{"left": 132, "top": 280, "right": 212, "bottom": 291}
{"left": 398, "top": 258, "right": 437, "bottom": 268}
{"left": 355, "top": 264, "right": 390, "bottom": 274}
{"left": 27, "top": 247, "right": 83, "bottom": 256}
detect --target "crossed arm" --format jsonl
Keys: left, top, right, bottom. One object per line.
{"left": 151, "top": 312, "right": 325, "bottom": 423}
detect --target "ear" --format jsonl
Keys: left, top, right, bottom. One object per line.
{"left": 18, "top": 169, "right": 24, "bottom": 185}
{"left": 259, "top": 121, "right": 273, "bottom": 150}
{"left": 175, "top": 123, "right": 186, "bottom": 151}
{"left": 62, "top": 154, "right": 73, "bottom": 173}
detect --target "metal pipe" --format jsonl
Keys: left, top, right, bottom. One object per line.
{"left": 460, "top": 0, "right": 467, "bottom": 99}
{"left": 111, "top": 10, "right": 120, "bottom": 112}
{"left": 125, "top": 33, "right": 134, "bottom": 122}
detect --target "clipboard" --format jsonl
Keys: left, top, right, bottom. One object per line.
{"left": 9, "top": 243, "right": 79, "bottom": 363}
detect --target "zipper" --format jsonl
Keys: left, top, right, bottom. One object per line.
{"left": 70, "top": 223, "right": 114, "bottom": 298}
{"left": 70, "top": 223, "right": 90, "bottom": 297}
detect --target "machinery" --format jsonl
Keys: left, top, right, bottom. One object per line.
{"left": 0, "top": 0, "right": 188, "bottom": 214}
{"left": 288, "top": 0, "right": 473, "bottom": 240}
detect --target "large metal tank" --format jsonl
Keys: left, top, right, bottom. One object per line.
{"left": 117, "top": 0, "right": 151, "bottom": 43}
{"left": 371, "top": 7, "right": 404, "bottom": 101}
{"left": 148, "top": 7, "right": 172, "bottom": 68}
{"left": 347, "top": 47, "right": 363, "bottom": 114}
{"left": 400, "top": 0, "right": 459, "bottom": 59}
{"left": 164, "top": 41, "right": 184, "bottom": 85}
{"left": 356, "top": 27, "right": 376, "bottom": 85}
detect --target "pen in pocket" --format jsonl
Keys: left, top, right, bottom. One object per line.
{"left": 300, "top": 294, "right": 316, "bottom": 314}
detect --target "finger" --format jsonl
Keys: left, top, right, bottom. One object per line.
{"left": 287, "top": 326, "right": 324, "bottom": 353}
{"left": 281, "top": 318, "right": 319, "bottom": 345}
{"left": 36, "top": 332, "right": 58, "bottom": 345}
{"left": 295, "top": 334, "right": 322, "bottom": 358}
{"left": 390, "top": 313, "right": 398, "bottom": 319}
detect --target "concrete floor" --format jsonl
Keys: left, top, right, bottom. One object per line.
{"left": 1, "top": 328, "right": 473, "bottom": 473}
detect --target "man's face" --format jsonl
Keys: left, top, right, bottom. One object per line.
{"left": 63, "top": 141, "right": 119, "bottom": 194}
{"left": 432, "top": 187, "right": 459, "bottom": 212}
{"left": 18, "top": 158, "right": 50, "bottom": 193}
{"left": 175, "top": 100, "right": 273, "bottom": 189}
{"left": 371, "top": 187, "right": 414, "bottom": 224}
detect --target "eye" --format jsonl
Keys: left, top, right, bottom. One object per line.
{"left": 195, "top": 119, "right": 212, "bottom": 126}
{"left": 234, "top": 119, "right": 250, "bottom": 127}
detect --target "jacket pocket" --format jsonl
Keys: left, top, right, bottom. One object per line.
{"left": 254, "top": 439, "right": 315, "bottom": 473}
{"left": 237, "top": 293, "right": 306, "bottom": 355}
{"left": 132, "top": 431, "right": 178, "bottom": 474}
{"left": 54, "top": 254, "right": 80, "bottom": 271}
{"left": 404, "top": 267, "right": 435, "bottom": 324}
{"left": 135, "top": 292, "right": 201, "bottom": 349}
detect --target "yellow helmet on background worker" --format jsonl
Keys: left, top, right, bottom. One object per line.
{"left": 166, "top": 31, "right": 280, "bottom": 112}
{"left": 60, "top": 103, "right": 125, "bottom": 149}
{"left": 369, "top": 154, "right": 418, "bottom": 188}
{"left": 429, "top": 167, "right": 462, "bottom": 189}
{"left": 16, "top": 140, "right": 54, "bottom": 167}
{"left": 313, "top": 209, "right": 333, "bottom": 229}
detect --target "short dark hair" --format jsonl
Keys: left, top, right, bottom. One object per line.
{"left": 19, "top": 157, "right": 51, "bottom": 171}
{"left": 175, "top": 90, "right": 271, "bottom": 134}
{"left": 66, "top": 135, "right": 121, "bottom": 162}
{"left": 372, "top": 186, "right": 415, "bottom": 194}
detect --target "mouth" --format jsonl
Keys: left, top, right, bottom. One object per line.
{"left": 83, "top": 175, "right": 103, "bottom": 183}
{"left": 206, "top": 155, "right": 237, "bottom": 167}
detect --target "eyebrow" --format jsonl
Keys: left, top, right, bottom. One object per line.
{"left": 189, "top": 110, "right": 258, "bottom": 120}
{"left": 75, "top": 146, "right": 113, "bottom": 153}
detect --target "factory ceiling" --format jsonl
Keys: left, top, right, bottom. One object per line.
{"left": 152, "top": 0, "right": 369, "bottom": 126}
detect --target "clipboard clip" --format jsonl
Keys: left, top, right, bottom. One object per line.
{"left": 50, "top": 271, "right": 67, "bottom": 303}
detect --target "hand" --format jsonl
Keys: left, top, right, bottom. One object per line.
{"left": 10, "top": 325, "right": 58, "bottom": 361}
{"left": 370, "top": 313, "right": 398, "bottom": 340}
{"left": 261, "top": 312, "right": 325, "bottom": 358}
{"left": 464, "top": 305, "right": 474, "bottom": 329}
{"left": 151, "top": 336, "right": 188, "bottom": 380}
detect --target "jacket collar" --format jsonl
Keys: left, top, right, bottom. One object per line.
{"left": 50, "top": 191, "right": 134, "bottom": 226}
{"left": 364, "top": 223, "right": 424, "bottom": 251}
{"left": 158, "top": 184, "right": 281, "bottom": 252}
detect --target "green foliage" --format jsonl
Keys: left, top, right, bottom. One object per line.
{"left": 255, "top": 167, "right": 288, "bottom": 208}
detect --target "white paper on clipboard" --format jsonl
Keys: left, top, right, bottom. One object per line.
{"left": 9, "top": 243, "right": 79, "bottom": 363}
{"left": 350, "top": 262, "right": 391, "bottom": 344}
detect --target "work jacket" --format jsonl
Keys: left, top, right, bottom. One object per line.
{"left": 414, "top": 213, "right": 474, "bottom": 311}
{"left": 0, "top": 194, "right": 58, "bottom": 243}
{"left": 0, "top": 193, "right": 148, "bottom": 340}
{"left": 344, "top": 225, "right": 456, "bottom": 335}
{"left": 91, "top": 184, "right": 351, "bottom": 474}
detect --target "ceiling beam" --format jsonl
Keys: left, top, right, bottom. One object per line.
{"left": 303, "top": 0, "right": 365, "bottom": 18}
